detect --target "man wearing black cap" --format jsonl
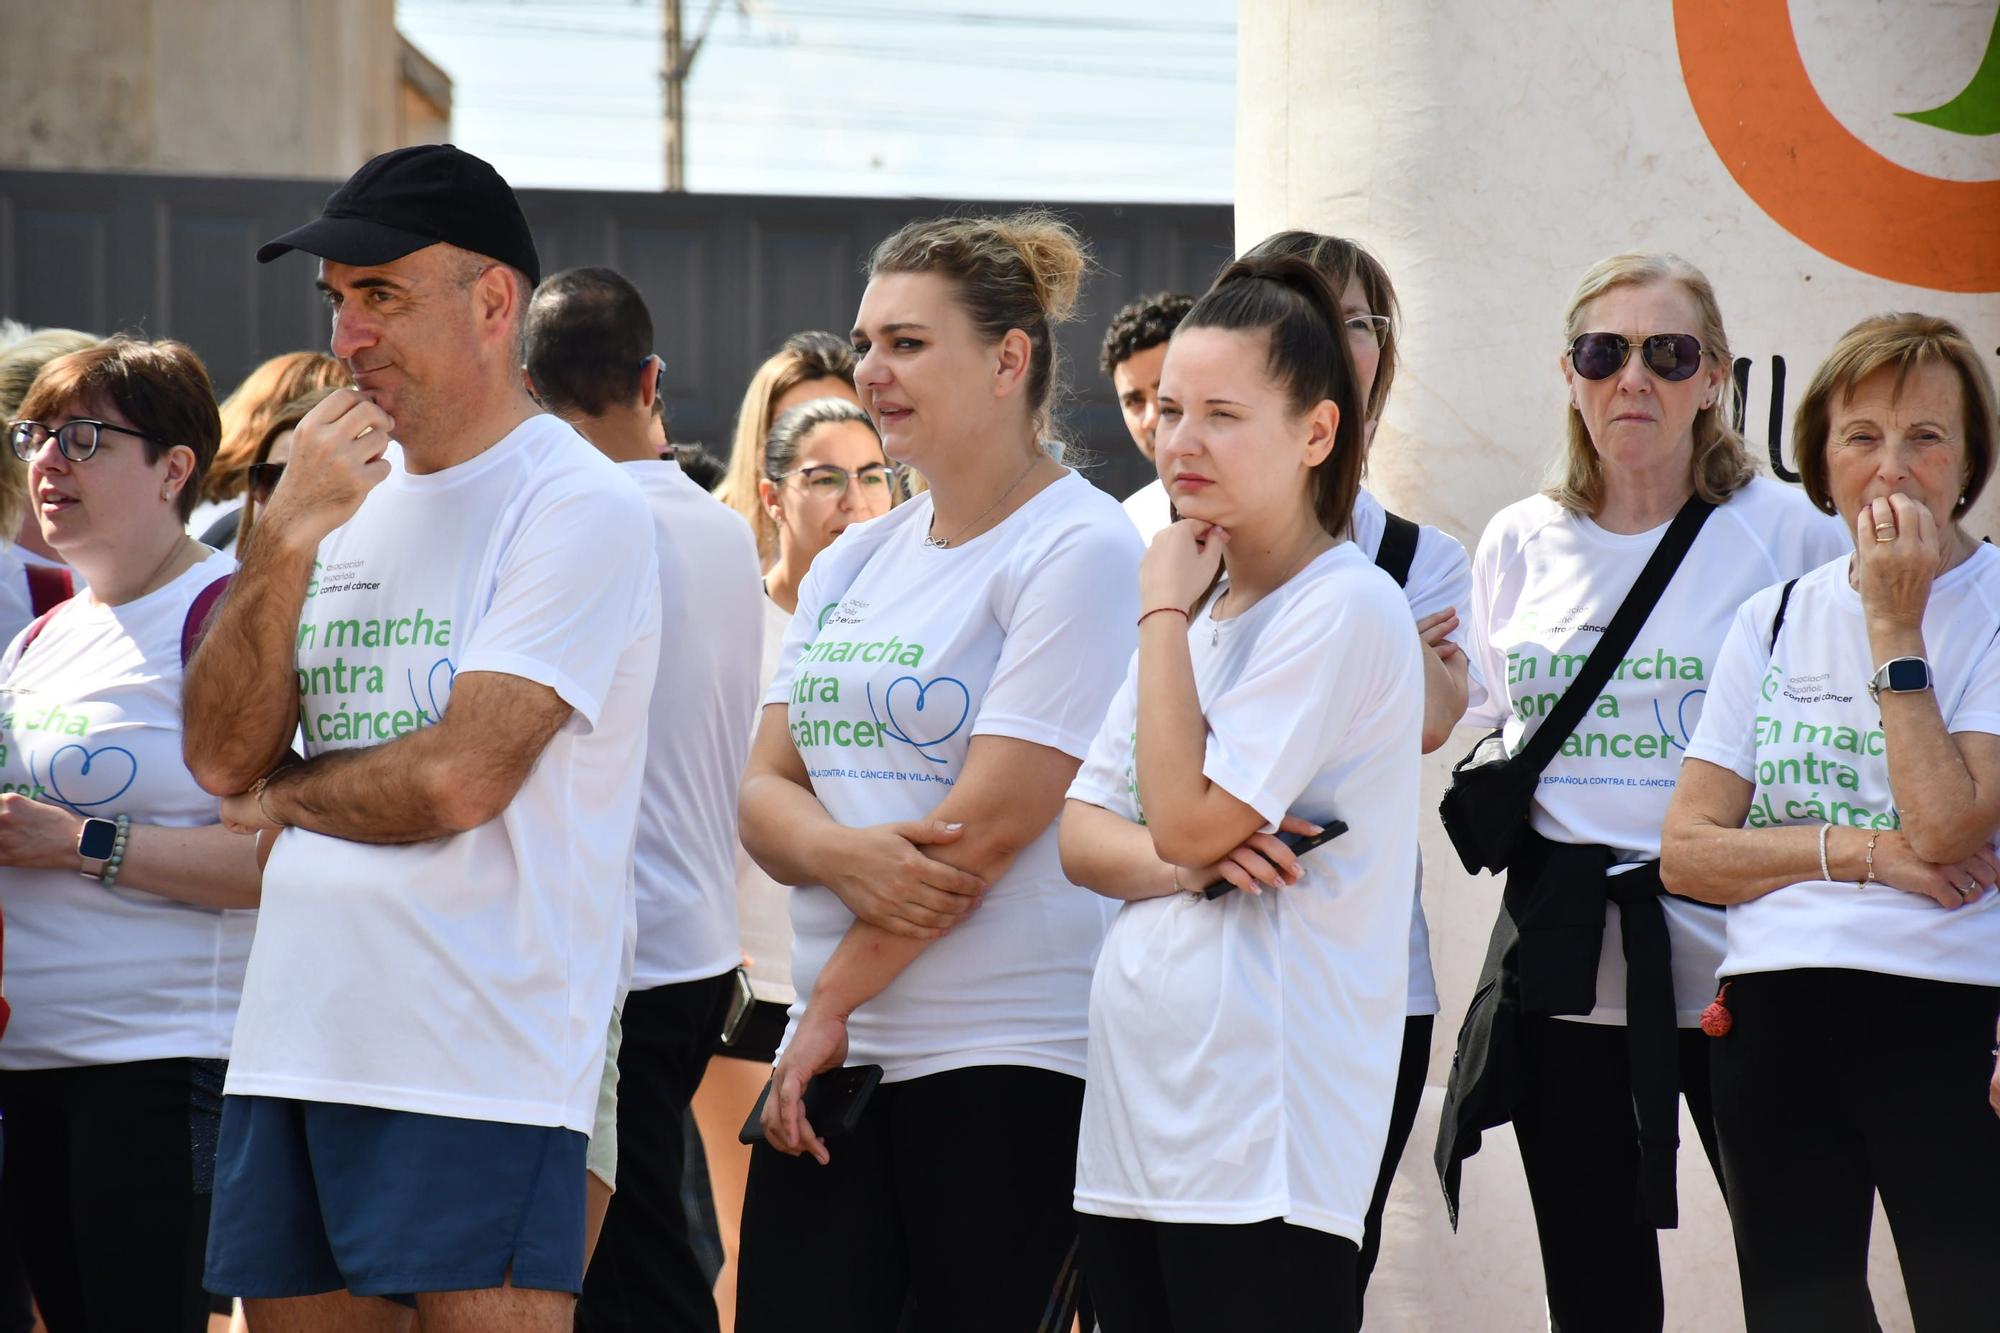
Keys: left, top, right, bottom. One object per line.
{"left": 185, "top": 145, "right": 661, "bottom": 1330}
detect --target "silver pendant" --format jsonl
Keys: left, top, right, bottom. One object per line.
{"left": 922, "top": 535, "right": 948, "bottom": 549}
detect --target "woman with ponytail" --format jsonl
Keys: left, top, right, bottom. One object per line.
{"left": 1059, "top": 254, "right": 1425, "bottom": 1332}
{"left": 734, "top": 211, "right": 1142, "bottom": 1331}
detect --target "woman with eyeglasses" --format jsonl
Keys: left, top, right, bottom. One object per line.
{"left": 1240, "top": 230, "right": 1470, "bottom": 1321}
{"left": 687, "top": 394, "right": 896, "bottom": 1328}
{"left": 233, "top": 386, "right": 337, "bottom": 555}
{"left": 1663, "top": 314, "right": 2000, "bottom": 1330}
{"left": 1437, "top": 253, "right": 1845, "bottom": 1331}
{"left": 0, "top": 337, "right": 260, "bottom": 1331}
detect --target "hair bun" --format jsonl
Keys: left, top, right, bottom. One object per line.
{"left": 993, "top": 210, "right": 1088, "bottom": 325}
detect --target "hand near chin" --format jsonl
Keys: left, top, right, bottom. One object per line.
{"left": 1853, "top": 494, "right": 1945, "bottom": 626}
{"left": 1140, "top": 519, "right": 1228, "bottom": 613}
{"left": 259, "top": 388, "right": 395, "bottom": 549}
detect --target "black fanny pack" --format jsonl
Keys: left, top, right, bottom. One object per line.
{"left": 1440, "top": 496, "right": 1715, "bottom": 875}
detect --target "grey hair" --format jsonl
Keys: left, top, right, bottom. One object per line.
{"left": 764, "top": 397, "right": 882, "bottom": 479}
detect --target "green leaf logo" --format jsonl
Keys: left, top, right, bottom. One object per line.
{"left": 1898, "top": 6, "right": 2000, "bottom": 135}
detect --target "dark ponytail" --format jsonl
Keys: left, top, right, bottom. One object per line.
{"left": 1180, "top": 253, "right": 1367, "bottom": 538}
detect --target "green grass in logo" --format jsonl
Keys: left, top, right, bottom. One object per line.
{"left": 1898, "top": 5, "right": 2000, "bottom": 136}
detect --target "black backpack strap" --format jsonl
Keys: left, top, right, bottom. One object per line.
{"left": 1517, "top": 496, "right": 1716, "bottom": 774}
{"left": 1769, "top": 577, "right": 1799, "bottom": 652}
{"left": 1375, "top": 510, "right": 1419, "bottom": 588}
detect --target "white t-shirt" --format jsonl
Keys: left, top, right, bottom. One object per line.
{"left": 736, "top": 592, "right": 800, "bottom": 1004}
{"left": 765, "top": 470, "right": 1141, "bottom": 1082}
{"left": 1463, "top": 476, "right": 1848, "bottom": 1024}
{"left": 1069, "top": 542, "right": 1423, "bottom": 1241}
{"left": 1686, "top": 544, "right": 2000, "bottom": 985}
{"left": 224, "top": 417, "right": 661, "bottom": 1134}
{"left": 0, "top": 552, "right": 250, "bottom": 1069}
{"left": 1122, "top": 476, "right": 1171, "bottom": 544}
{"left": 1353, "top": 486, "right": 1470, "bottom": 1016}
{"left": 624, "top": 460, "right": 759, "bottom": 991}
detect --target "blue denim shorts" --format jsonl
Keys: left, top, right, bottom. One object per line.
{"left": 203, "top": 1094, "right": 587, "bottom": 1300}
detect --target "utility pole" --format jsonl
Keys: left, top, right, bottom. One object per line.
{"left": 663, "top": 0, "right": 684, "bottom": 191}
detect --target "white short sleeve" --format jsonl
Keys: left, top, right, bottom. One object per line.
{"left": 1949, "top": 625, "right": 2000, "bottom": 738}
{"left": 974, "top": 521, "right": 1143, "bottom": 758}
{"left": 1405, "top": 527, "right": 1473, "bottom": 646}
{"left": 1066, "top": 662, "right": 1140, "bottom": 816}
{"left": 1461, "top": 523, "right": 1511, "bottom": 728}
{"left": 458, "top": 477, "right": 658, "bottom": 727}
{"left": 1683, "top": 593, "right": 1771, "bottom": 782}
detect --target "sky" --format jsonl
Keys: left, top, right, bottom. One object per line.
{"left": 395, "top": 0, "right": 1236, "bottom": 201}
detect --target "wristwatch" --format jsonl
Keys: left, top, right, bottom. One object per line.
{"left": 1868, "top": 656, "right": 1933, "bottom": 703}
{"left": 77, "top": 816, "right": 119, "bottom": 880}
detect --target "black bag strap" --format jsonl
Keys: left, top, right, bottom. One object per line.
{"left": 1769, "top": 577, "right": 1799, "bottom": 651}
{"left": 1516, "top": 496, "right": 1715, "bottom": 774}
{"left": 1375, "top": 510, "right": 1420, "bottom": 588}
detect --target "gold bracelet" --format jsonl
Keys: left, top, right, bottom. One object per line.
{"left": 249, "top": 769, "right": 290, "bottom": 829}
{"left": 1860, "top": 830, "right": 1881, "bottom": 890}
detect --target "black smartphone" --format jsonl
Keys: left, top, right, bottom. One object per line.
{"left": 719, "top": 966, "right": 755, "bottom": 1047}
{"left": 1202, "top": 819, "right": 1350, "bottom": 900}
{"left": 738, "top": 1063, "right": 885, "bottom": 1146}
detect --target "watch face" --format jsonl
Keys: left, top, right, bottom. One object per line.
{"left": 1886, "top": 658, "right": 1931, "bottom": 693}
{"left": 77, "top": 817, "right": 118, "bottom": 861}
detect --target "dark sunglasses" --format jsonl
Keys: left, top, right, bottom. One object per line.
{"left": 247, "top": 461, "right": 285, "bottom": 502}
{"left": 1568, "top": 332, "right": 1704, "bottom": 383}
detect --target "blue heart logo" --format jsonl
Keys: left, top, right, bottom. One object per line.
{"left": 869, "top": 674, "right": 972, "bottom": 765}
{"left": 406, "top": 656, "right": 457, "bottom": 724}
{"left": 37, "top": 743, "right": 138, "bottom": 812}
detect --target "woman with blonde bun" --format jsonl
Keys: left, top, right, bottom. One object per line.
{"left": 734, "top": 211, "right": 1141, "bottom": 1331}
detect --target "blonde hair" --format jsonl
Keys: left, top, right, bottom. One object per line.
{"left": 867, "top": 209, "right": 1088, "bottom": 450}
{"left": 1546, "top": 252, "right": 1753, "bottom": 513}
{"left": 1793, "top": 312, "right": 1996, "bottom": 519}
{"left": 714, "top": 331, "right": 858, "bottom": 563}
{"left": 204, "top": 352, "right": 346, "bottom": 503}
{"left": 0, "top": 328, "right": 100, "bottom": 536}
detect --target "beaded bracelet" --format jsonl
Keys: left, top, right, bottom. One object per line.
{"left": 98, "top": 814, "right": 131, "bottom": 890}
{"left": 1817, "top": 822, "right": 1833, "bottom": 884}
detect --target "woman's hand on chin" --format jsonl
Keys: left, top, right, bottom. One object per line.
{"left": 1852, "top": 493, "right": 1948, "bottom": 626}
{"left": 1139, "top": 519, "right": 1228, "bottom": 613}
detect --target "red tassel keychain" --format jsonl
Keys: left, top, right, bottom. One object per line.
{"left": 1699, "top": 982, "right": 1733, "bottom": 1036}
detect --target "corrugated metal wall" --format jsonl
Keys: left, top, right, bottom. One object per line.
{"left": 0, "top": 169, "right": 1233, "bottom": 496}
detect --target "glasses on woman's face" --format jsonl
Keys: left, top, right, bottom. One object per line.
{"left": 778, "top": 463, "right": 897, "bottom": 499}
{"left": 8, "top": 418, "right": 168, "bottom": 463}
{"left": 1568, "top": 332, "right": 1705, "bottom": 383}
{"left": 247, "top": 461, "right": 286, "bottom": 503}
{"left": 1344, "top": 314, "right": 1391, "bottom": 349}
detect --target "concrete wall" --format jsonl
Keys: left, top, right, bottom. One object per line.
{"left": 1236, "top": 2, "right": 1999, "bottom": 1328}
{"left": 0, "top": 0, "right": 435, "bottom": 177}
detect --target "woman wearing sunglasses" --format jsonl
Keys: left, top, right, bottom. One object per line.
{"left": 1664, "top": 314, "right": 2000, "bottom": 1330}
{"left": 232, "top": 386, "right": 337, "bottom": 554}
{"left": 1442, "top": 253, "right": 1845, "bottom": 1330}
{"left": 689, "top": 393, "right": 895, "bottom": 1328}
{"left": 0, "top": 337, "right": 259, "bottom": 1331}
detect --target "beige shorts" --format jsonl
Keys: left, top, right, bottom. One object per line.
{"left": 587, "top": 1006, "right": 621, "bottom": 1189}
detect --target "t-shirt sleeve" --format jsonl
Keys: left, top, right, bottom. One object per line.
{"left": 1065, "top": 658, "right": 1141, "bottom": 817}
{"left": 1461, "top": 518, "right": 1512, "bottom": 728}
{"left": 1202, "top": 575, "right": 1411, "bottom": 828}
{"left": 1405, "top": 525, "right": 1473, "bottom": 648}
{"left": 458, "top": 474, "right": 658, "bottom": 728}
{"left": 974, "top": 517, "right": 1142, "bottom": 758}
{"left": 1683, "top": 595, "right": 1768, "bottom": 781}
{"left": 1947, "top": 616, "right": 2000, "bottom": 738}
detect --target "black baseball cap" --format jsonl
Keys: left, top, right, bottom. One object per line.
{"left": 257, "top": 144, "right": 541, "bottom": 285}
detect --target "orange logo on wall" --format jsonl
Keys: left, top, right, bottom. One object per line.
{"left": 1676, "top": 0, "right": 2000, "bottom": 293}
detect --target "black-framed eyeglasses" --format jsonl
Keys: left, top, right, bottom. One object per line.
{"left": 247, "top": 461, "right": 286, "bottom": 502}
{"left": 774, "top": 463, "right": 898, "bottom": 498}
{"left": 1344, "top": 314, "right": 1391, "bottom": 348}
{"left": 9, "top": 418, "right": 169, "bottom": 463}
{"left": 1568, "top": 332, "right": 1705, "bottom": 383}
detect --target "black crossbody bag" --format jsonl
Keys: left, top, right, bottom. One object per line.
{"left": 1439, "top": 496, "right": 1715, "bottom": 874}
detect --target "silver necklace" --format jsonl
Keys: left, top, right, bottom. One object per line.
{"left": 923, "top": 455, "right": 1041, "bottom": 549}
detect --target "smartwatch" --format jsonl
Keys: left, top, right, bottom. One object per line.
{"left": 1868, "top": 656, "right": 1933, "bottom": 703}
{"left": 77, "top": 816, "right": 119, "bottom": 880}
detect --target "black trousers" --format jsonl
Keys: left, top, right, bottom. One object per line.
{"left": 1511, "top": 1016, "right": 1721, "bottom": 1333}
{"left": 1711, "top": 968, "right": 2000, "bottom": 1333}
{"left": 1076, "top": 1213, "right": 1358, "bottom": 1333}
{"left": 737, "top": 1064, "right": 1085, "bottom": 1333}
{"left": 576, "top": 971, "right": 735, "bottom": 1333}
{"left": 0, "top": 1057, "right": 223, "bottom": 1333}
{"left": 1354, "top": 1011, "right": 1433, "bottom": 1323}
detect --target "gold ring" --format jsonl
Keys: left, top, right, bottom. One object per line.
{"left": 1874, "top": 524, "right": 1897, "bottom": 542}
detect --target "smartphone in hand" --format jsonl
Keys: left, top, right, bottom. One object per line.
{"left": 739, "top": 1064, "right": 884, "bottom": 1146}
{"left": 1202, "top": 819, "right": 1349, "bottom": 900}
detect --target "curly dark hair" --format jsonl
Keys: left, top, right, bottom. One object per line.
{"left": 1098, "top": 291, "right": 1194, "bottom": 379}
